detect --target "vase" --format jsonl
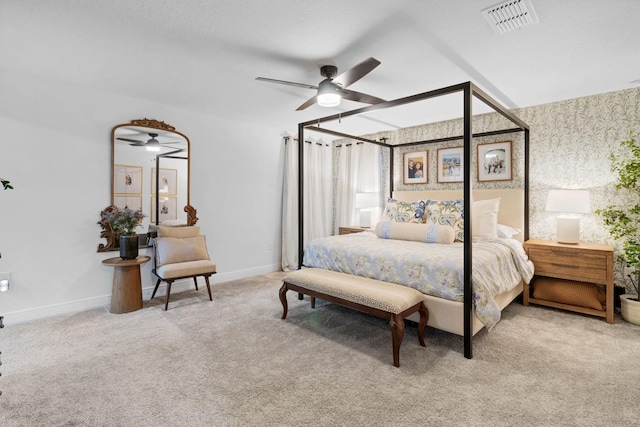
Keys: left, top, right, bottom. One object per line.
{"left": 620, "top": 294, "right": 640, "bottom": 325}
{"left": 119, "top": 234, "right": 139, "bottom": 260}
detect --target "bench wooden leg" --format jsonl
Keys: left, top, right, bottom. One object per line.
{"left": 390, "top": 314, "right": 405, "bottom": 367}
{"left": 417, "top": 302, "right": 428, "bottom": 347}
{"left": 279, "top": 283, "right": 289, "bottom": 319}
{"left": 310, "top": 296, "right": 316, "bottom": 308}
{"left": 193, "top": 277, "right": 199, "bottom": 291}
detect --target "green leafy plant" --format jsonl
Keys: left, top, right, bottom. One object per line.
{"left": 596, "top": 130, "right": 640, "bottom": 296}
{"left": 100, "top": 206, "right": 146, "bottom": 235}
{"left": 1, "top": 178, "right": 13, "bottom": 190}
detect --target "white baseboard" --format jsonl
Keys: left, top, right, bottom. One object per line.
{"left": 2, "top": 264, "right": 281, "bottom": 326}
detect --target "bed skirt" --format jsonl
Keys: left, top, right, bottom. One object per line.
{"left": 406, "top": 281, "right": 523, "bottom": 336}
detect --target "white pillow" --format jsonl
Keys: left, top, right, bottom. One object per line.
{"left": 472, "top": 198, "right": 500, "bottom": 238}
{"left": 496, "top": 224, "right": 521, "bottom": 238}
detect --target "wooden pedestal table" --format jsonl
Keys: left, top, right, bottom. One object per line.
{"left": 102, "top": 256, "right": 151, "bottom": 314}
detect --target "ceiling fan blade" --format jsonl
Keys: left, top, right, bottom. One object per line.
{"left": 331, "top": 57, "right": 381, "bottom": 88}
{"left": 340, "top": 88, "right": 386, "bottom": 105}
{"left": 117, "top": 137, "right": 145, "bottom": 144}
{"left": 296, "top": 95, "right": 319, "bottom": 111}
{"left": 256, "top": 77, "right": 318, "bottom": 90}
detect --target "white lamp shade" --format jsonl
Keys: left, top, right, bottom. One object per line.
{"left": 545, "top": 189, "right": 590, "bottom": 214}
{"left": 355, "top": 192, "right": 379, "bottom": 209}
{"left": 546, "top": 189, "right": 590, "bottom": 244}
{"left": 359, "top": 210, "right": 372, "bottom": 228}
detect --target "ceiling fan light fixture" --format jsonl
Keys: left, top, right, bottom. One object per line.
{"left": 146, "top": 135, "right": 161, "bottom": 151}
{"left": 317, "top": 80, "right": 341, "bottom": 107}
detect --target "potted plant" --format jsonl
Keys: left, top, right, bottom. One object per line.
{"left": 100, "top": 206, "right": 146, "bottom": 260}
{"left": 596, "top": 130, "right": 640, "bottom": 324}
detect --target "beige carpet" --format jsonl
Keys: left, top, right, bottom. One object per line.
{"left": 1, "top": 271, "right": 639, "bottom": 426}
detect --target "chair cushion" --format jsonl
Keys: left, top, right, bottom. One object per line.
{"left": 156, "top": 260, "right": 217, "bottom": 279}
{"left": 155, "top": 235, "right": 210, "bottom": 267}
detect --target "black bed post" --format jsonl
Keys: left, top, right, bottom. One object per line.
{"left": 389, "top": 146, "right": 394, "bottom": 198}
{"left": 463, "top": 83, "right": 473, "bottom": 360}
{"left": 524, "top": 128, "right": 530, "bottom": 241}
{"left": 297, "top": 123, "right": 305, "bottom": 270}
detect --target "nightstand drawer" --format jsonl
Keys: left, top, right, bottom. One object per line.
{"left": 532, "top": 261, "right": 608, "bottom": 283}
{"left": 528, "top": 247, "right": 608, "bottom": 268}
{"left": 528, "top": 247, "right": 608, "bottom": 283}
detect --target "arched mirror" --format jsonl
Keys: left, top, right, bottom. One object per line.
{"left": 98, "top": 119, "right": 197, "bottom": 252}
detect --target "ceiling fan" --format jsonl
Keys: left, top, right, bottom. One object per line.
{"left": 116, "top": 133, "right": 183, "bottom": 151}
{"left": 256, "top": 57, "right": 386, "bottom": 110}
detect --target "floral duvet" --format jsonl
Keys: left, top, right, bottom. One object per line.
{"left": 302, "top": 231, "right": 534, "bottom": 329}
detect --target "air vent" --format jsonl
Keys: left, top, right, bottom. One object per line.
{"left": 481, "top": 0, "right": 539, "bottom": 35}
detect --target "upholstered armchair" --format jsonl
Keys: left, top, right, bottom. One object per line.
{"left": 151, "top": 226, "right": 217, "bottom": 310}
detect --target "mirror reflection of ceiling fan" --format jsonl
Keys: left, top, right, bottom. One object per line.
{"left": 256, "top": 57, "right": 386, "bottom": 110}
{"left": 116, "top": 133, "right": 183, "bottom": 152}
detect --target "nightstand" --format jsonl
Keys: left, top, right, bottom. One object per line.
{"left": 523, "top": 239, "right": 614, "bottom": 324}
{"left": 338, "top": 226, "right": 372, "bottom": 235}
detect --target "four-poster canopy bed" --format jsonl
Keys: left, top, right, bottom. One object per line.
{"left": 295, "top": 81, "right": 531, "bottom": 359}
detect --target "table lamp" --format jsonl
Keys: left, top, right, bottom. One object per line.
{"left": 355, "top": 192, "right": 379, "bottom": 228}
{"left": 545, "top": 189, "right": 590, "bottom": 244}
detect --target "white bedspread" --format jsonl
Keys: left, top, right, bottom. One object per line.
{"left": 302, "top": 231, "right": 534, "bottom": 329}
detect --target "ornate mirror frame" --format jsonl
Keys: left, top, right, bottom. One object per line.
{"left": 98, "top": 118, "right": 198, "bottom": 252}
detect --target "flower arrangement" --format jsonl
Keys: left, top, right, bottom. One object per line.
{"left": 100, "top": 206, "right": 146, "bottom": 235}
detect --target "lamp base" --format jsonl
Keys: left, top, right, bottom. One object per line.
{"left": 359, "top": 210, "right": 372, "bottom": 228}
{"left": 556, "top": 215, "right": 580, "bottom": 244}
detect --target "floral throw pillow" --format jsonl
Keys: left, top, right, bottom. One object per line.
{"left": 424, "top": 199, "right": 464, "bottom": 242}
{"left": 381, "top": 198, "right": 426, "bottom": 223}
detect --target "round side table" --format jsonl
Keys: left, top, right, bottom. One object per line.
{"left": 102, "top": 256, "right": 151, "bottom": 314}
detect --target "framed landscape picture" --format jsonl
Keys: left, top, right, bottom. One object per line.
{"left": 437, "top": 146, "right": 463, "bottom": 183}
{"left": 477, "top": 141, "right": 512, "bottom": 182}
{"left": 403, "top": 150, "right": 428, "bottom": 184}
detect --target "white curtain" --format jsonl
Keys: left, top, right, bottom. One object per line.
{"left": 281, "top": 136, "right": 333, "bottom": 271}
{"left": 335, "top": 141, "right": 382, "bottom": 234}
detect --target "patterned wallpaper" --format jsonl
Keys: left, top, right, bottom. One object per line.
{"left": 336, "top": 86, "right": 640, "bottom": 291}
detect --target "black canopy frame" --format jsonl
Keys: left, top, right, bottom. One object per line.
{"left": 296, "top": 81, "right": 530, "bottom": 359}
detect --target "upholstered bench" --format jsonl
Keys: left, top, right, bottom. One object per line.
{"left": 280, "top": 268, "right": 428, "bottom": 367}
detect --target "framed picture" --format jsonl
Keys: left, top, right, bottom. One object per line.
{"left": 477, "top": 141, "right": 512, "bottom": 182}
{"left": 403, "top": 150, "right": 428, "bottom": 184}
{"left": 151, "top": 196, "right": 177, "bottom": 223}
{"left": 113, "top": 195, "right": 142, "bottom": 211}
{"left": 151, "top": 168, "right": 178, "bottom": 196}
{"left": 114, "top": 165, "right": 142, "bottom": 194}
{"left": 437, "top": 146, "right": 463, "bottom": 183}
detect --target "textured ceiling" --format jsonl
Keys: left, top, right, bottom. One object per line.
{"left": 2, "top": 0, "right": 639, "bottom": 137}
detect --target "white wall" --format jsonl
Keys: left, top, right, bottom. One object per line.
{"left": 0, "top": 68, "right": 285, "bottom": 324}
